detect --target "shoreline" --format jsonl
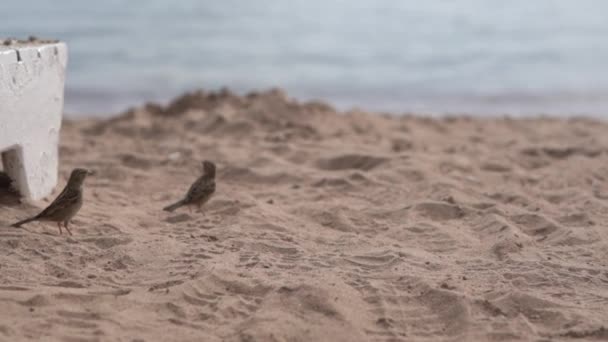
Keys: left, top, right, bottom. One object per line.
{"left": 63, "top": 87, "right": 608, "bottom": 119}
{"left": 2, "top": 89, "right": 608, "bottom": 341}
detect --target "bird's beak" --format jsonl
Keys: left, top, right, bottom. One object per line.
{"left": 87, "top": 170, "right": 96, "bottom": 176}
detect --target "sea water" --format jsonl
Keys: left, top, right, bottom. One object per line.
{"left": 3, "top": 0, "right": 608, "bottom": 116}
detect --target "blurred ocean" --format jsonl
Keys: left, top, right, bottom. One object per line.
{"left": 3, "top": 0, "right": 608, "bottom": 117}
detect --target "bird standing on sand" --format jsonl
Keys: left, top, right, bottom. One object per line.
{"left": 12, "top": 168, "right": 92, "bottom": 235}
{"left": 164, "top": 160, "right": 216, "bottom": 213}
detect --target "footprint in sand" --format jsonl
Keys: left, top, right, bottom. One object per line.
{"left": 316, "top": 154, "right": 388, "bottom": 171}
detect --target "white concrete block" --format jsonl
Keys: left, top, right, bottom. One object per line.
{"left": 0, "top": 40, "right": 68, "bottom": 200}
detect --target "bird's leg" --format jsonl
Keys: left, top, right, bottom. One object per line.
{"left": 57, "top": 222, "right": 63, "bottom": 235}
{"left": 188, "top": 206, "right": 192, "bottom": 214}
{"left": 64, "top": 221, "right": 73, "bottom": 236}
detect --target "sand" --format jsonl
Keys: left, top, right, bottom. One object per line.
{"left": 1, "top": 89, "right": 608, "bottom": 341}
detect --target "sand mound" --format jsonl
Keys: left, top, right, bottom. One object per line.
{"left": 2, "top": 89, "right": 608, "bottom": 341}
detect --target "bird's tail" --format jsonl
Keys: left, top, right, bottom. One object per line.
{"left": 11, "top": 217, "right": 36, "bottom": 228}
{"left": 163, "top": 199, "right": 186, "bottom": 212}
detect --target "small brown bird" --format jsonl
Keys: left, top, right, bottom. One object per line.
{"left": 164, "top": 160, "right": 216, "bottom": 213}
{"left": 12, "top": 168, "right": 93, "bottom": 235}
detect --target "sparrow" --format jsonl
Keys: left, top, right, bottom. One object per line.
{"left": 12, "top": 168, "right": 93, "bottom": 235}
{"left": 164, "top": 160, "right": 216, "bottom": 213}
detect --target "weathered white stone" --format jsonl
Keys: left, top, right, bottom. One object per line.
{"left": 0, "top": 41, "right": 68, "bottom": 200}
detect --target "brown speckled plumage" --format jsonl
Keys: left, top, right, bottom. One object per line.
{"left": 163, "top": 160, "right": 216, "bottom": 213}
{"left": 12, "top": 168, "right": 92, "bottom": 235}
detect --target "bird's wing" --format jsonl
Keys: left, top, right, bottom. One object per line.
{"left": 185, "top": 177, "right": 215, "bottom": 203}
{"left": 36, "top": 187, "right": 80, "bottom": 219}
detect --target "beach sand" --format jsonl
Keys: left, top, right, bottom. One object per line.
{"left": 1, "top": 89, "right": 608, "bottom": 341}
